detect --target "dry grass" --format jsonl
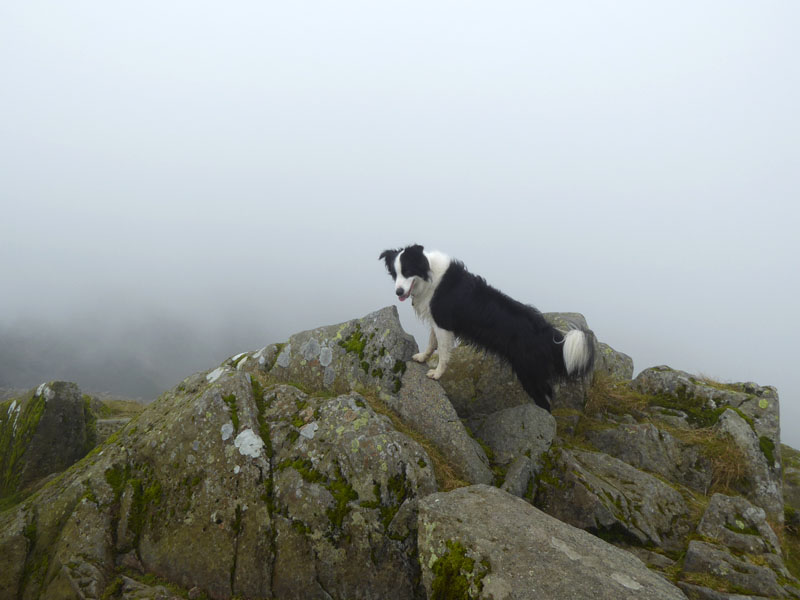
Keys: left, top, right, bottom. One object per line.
{"left": 584, "top": 373, "right": 649, "bottom": 416}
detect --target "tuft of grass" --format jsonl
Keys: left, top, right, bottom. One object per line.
{"left": 584, "top": 373, "right": 649, "bottom": 417}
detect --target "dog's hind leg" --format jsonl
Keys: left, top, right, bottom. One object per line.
{"left": 514, "top": 366, "right": 553, "bottom": 412}
{"left": 427, "top": 327, "right": 455, "bottom": 380}
{"left": 413, "top": 328, "right": 438, "bottom": 363}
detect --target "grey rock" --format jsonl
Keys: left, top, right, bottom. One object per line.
{"left": 716, "top": 409, "right": 783, "bottom": 522}
{"left": 437, "top": 346, "right": 530, "bottom": 420}
{"left": 0, "top": 369, "right": 438, "bottom": 600}
{"left": 536, "top": 448, "right": 691, "bottom": 550}
{"left": 677, "top": 582, "right": 767, "bottom": 599}
{"left": 684, "top": 494, "right": 800, "bottom": 597}
{"left": 469, "top": 403, "right": 555, "bottom": 466}
{"left": 266, "top": 306, "right": 418, "bottom": 397}
{"left": 387, "top": 362, "right": 493, "bottom": 485}
{"left": 682, "top": 540, "right": 784, "bottom": 598}
{"left": 633, "top": 366, "right": 780, "bottom": 465}
{"left": 585, "top": 422, "right": 712, "bottom": 493}
{"left": 500, "top": 454, "right": 537, "bottom": 499}
{"left": 596, "top": 342, "right": 634, "bottom": 381}
{"left": 697, "top": 494, "right": 781, "bottom": 556}
{"left": 418, "top": 484, "right": 688, "bottom": 600}
{"left": 0, "top": 382, "right": 95, "bottom": 499}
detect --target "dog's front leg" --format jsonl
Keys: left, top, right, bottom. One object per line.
{"left": 427, "top": 327, "right": 455, "bottom": 380}
{"left": 413, "top": 328, "right": 438, "bottom": 363}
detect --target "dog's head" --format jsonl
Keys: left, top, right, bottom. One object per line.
{"left": 379, "top": 244, "right": 430, "bottom": 302}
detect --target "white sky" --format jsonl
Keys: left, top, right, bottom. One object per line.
{"left": 1, "top": 2, "right": 799, "bottom": 444}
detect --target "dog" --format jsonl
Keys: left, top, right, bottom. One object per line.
{"left": 379, "top": 244, "right": 594, "bottom": 411}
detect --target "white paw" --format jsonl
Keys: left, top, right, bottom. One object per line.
{"left": 426, "top": 369, "right": 442, "bottom": 380}
{"left": 412, "top": 353, "right": 429, "bottom": 363}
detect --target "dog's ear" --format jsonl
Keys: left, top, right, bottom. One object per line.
{"left": 379, "top": 249, "right": 399, "bottom": 277}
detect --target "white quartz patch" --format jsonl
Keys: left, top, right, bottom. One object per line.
{"left": 550, "top": 537, "right": 582, "bottom": 561}
{"left": 611, "top": 573, "right": 642, "bottom": 590}
{"left": 221, "top": 423, "right": 234, "bottom": 441}
{"left": 299, "top": 422, "right": 319, "bottom": 440}
{"left": 35, "top": 383, "right": 54, "bottom": 401}
{"left": 234, "top": 429, "right": 265, "bottom": 458}
{"left": 206, "top": 367, "right": 227, "bottom": 383}
{"left": 7, "top": 400, "right": 17, "bottom": 416}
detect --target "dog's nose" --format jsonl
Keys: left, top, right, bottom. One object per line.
{"left": 395, "top": 288, "right": 405, "bottom": 297}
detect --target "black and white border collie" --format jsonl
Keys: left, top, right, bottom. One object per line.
{"left": 379, "top": 244, "right": 594, "bottom": 412}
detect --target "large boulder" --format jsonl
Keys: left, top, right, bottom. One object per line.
{"left": 633, "top": 366, "right": 783, "bottom": 521}
{"left": 0, "top": 366, "right": 438, "bottom": 600}
{"left": 386, "top": 363, "right": 493, "bottom": 485}
{"left": 260, "top": 306, "right": 492, "bottom": 485}
{"left": 585, "top": 423, "right": 712, "bottom": 493}
{"left": 535, "top": 448, "right": 691, "bottom": 550}
{"left": 266, "top": 305, "right": 418, "bottom": 397}
{"left": 418, "top": 485, "right": 688, "bottom": 600}
{"left": 0, "top": 382, "right": 96, "bottom": 499}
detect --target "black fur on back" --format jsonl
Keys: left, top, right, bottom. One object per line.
{"left": 430, "top": 260, "right": 583, "bottom": 410}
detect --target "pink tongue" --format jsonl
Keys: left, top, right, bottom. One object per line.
{"left": 399, "top": 295, "right": 407, "bottom": 302}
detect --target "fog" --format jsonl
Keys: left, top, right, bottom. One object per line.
{"left": 2, "top": 2, "right": 798, "bottom": 444}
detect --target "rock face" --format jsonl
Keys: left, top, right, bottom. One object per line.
{"left": 0, "top": 369, "right": 437, "bottom": 599}
{"left": 634, "top": 366, "right": 783, "bottom": 521}
{"left": 263, "top": 306, "right": 493, "bottom": 486}
{"left": 536, "top": 448, "right": 691, "bottom": 550}
{"left": 0, "top": 382, "right": 96, "bottom": 499}
{"left": 418, "top": 485, "right": 687, "bottom": 600}
{"left": 585, "top": 423, "right": 712, "bottom": 493}
{"left": 679, "top": 493, "right": 800, "bottom": 598}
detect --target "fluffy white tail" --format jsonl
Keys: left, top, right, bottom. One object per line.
{"left": 563, "top": 329, "right": 593, "bottom": 376}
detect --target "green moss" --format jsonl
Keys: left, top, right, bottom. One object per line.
{"left": 648, "top": 385, "right": 727, "bottom": 428}
{"left": 430, "top": 540, "right": 490, "bottom": 600}
{"left": 81, "top": 479, "right": 98, "bottom": 504}
{"left": 105, "top": 464, "right": 132, "bottom": 502}
{"left": 291, "top": 415, "right": 305, "bottom": 428}
{"left": 418, "top": 458, "right": 428, "bottom": 469}
{"left": 222, "top": 393, "right": 239, "bottom": 432}
{"left": 759, "top": 436, "right": 776, "bottom": 465}
{"left": 371, "top": 368, "right": 384, "bottom": 379}
{"left": 277, "top": 458, "right": 325, "bottom": 484}
{"left": 392, "top": 360, "right": 407, "bottom": 375}
{"left": 82, "top": 395, "right": 98, "bottom": 453}
{"left": 100, "top": 576, "right": 124, "bottom": 600}
{"left": 338, "top": 325, "right": 367, "bottom": 359}
{"left": 291, "top": 519, "right": 311, "bottom": 535}
{"left": 536, "top": 449, "right": 565, "bottom": 490}
{"left": 105, "top": 463, "right": 162, "bottom": 548}
{"left": 0, "top": 391, "right": 47, "bottom": 498}
{"left": 326, "top": 468, "right": 359, "bottom": 529}
{"left": 723, "top": 515, "right": 760, "bottom": 536}
{"left": 251, "top": 377, "right": 273, "bottom": 459}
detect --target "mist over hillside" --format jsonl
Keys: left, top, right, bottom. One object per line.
{"left": 0, "top": 313, "right": 266, "bottom": 399}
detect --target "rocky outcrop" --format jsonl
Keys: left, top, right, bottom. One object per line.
{"left": 1, "top": 306, "right": 798, "bottom": 600}
{"left": 0, "top": 369, "right": 437, "bottom": 599}
{"left": 262, "top": 306, "right": 493, "bottom": 485}
{"left": 0, "top": 382, "right": 96, "bottom": 499}
{"left": 634, "top": 366, "right": 783, "bottom": 521}
{"left": 585, "top": 422, "right": 712, "bottom": 493}
{"left": 418, "top": 485, "right": 687, "bottom": 600}
{"left": 535, "top": 448, "right": 691, "bottom": 550}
